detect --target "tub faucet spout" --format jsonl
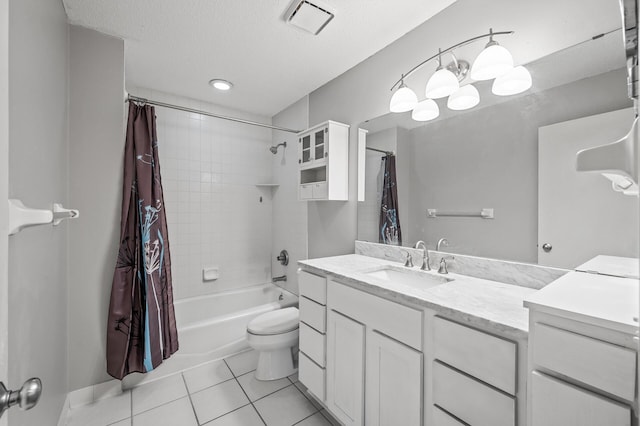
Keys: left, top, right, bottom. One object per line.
{"left": 273, "top": 275, "right": 287, "bottom": 283}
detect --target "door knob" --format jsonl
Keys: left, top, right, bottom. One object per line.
{"left": 0, "top": 378, "right": 42, "bottom": 418}
{"left": 542, "top": 243, "right": 553, "bottom": 252}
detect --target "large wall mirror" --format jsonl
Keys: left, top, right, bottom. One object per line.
{"left": 358, "top": 26, "right": 639, "bottom": 270}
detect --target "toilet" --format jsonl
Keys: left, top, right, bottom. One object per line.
{"left": 247, "top": 307, "right": 299, "bottom": 381}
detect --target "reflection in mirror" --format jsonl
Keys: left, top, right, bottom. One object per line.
{"left": 358, "top": 31, "right": 639, "bottom": 269}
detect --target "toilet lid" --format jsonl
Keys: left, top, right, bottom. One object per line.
{"left": 247, "top": 307, "right": 299, "bottom": 335}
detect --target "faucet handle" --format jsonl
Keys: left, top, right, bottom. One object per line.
{"left": 404, "top": 251, "right": 414, "bottom": 268}
{"left": 437, "top": 256, "right": 455, "bottom": 274}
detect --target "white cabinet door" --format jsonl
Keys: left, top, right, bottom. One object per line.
{"left": 326, "top": 309, "right": 365, "bottom": 426}
{"left": 530, "top": 372, "right": 631, "bottom": 426}
{"left": 365, "top": 330, "right": 422, "bottom": 426}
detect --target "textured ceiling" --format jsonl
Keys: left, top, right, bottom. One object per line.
{"left": 62, "top": 0, "right": 457, "bottom": 116}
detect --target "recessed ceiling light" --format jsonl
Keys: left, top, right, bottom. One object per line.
{"left": 209, "top": 79, "right": 233, "bottom": 91}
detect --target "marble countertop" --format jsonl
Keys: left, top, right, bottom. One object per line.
{"left": 299, "top": 254, "right": 537, "bottom": 340}
{"left": 524, "top": 270, "right": 639, "bottom": 335}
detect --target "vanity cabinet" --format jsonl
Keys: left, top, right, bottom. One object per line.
{"left": 298, "top": 270, "right": 327, "bottom": 401}
{"left": 298, "top": 120, "right": 349, "bottom": 201}
{"left": 527, "top": 313, "right": 636, "bottom": 426}
{"left": 525, "top": 268, "right": 638, "bottom": 426}
{"left": 326, "top": 278, "right": 423, "bottom": 426}
{"left": 431, "top": 316, "right": 518, "bottom": 426}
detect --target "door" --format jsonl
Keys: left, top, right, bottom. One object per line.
{"left": 326, "top": 310, "right": 365, "bottom": 426}
{"left": 365, "top": 330, "right": 422, "bottom": 426}
{"left": 538, "top": 108, "right": 638, "bottom": 268}
{"left": 0, "top": 0, "right": 9, "bottom": 423}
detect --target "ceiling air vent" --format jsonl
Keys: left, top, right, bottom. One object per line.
{"left": 285, "top": 0, "right": 334, "bottom": 35}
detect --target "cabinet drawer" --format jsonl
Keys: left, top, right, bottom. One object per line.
{"left": 299, "top": 352, "right": 325, "bottom": 401}
{"left": 533, "top": 323, "right": 636, "bottom": 401}
{"left": 328, "top": 279, "right": 422, "bottom": 350}
{"left": 530, "top": 371, "right": 631, "bottom": 426}
{"left": 299, "top": 271, "right": 327, "bottom": 304}
{"left": 433, "top": 362, "right": 515, "bottom": 426}
{"left": 434, "top": 316, "right": 516, "bottom": 395}
{"left": 300, "top": 183, "right": 313, "bottom": 200}
{"left": 312, "top": 182, "right": 328, "bottom": 199}
{"left": 300, "top": 322, "right": 325, "bottom": 367}
{"left": 433, "top": 406, "right": 467, "bottom": 426}
{"left": 300, "top": 296, "right": 326, "bottom": 332}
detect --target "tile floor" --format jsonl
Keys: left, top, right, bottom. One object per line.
{"left": 66, "top": 350, "right": 338, "bottom": 426}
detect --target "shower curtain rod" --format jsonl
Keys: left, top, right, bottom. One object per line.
{"left": 126, "top": 94, "right": 302, "bottom": 134}
{"left": 366, "top": 147, "right": 394, "bottom": 155}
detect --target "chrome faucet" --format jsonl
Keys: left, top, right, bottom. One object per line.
{"left": 414, "top": 240, "right": 430, "bottom": 271}
{"left": 273, "top": 275, "right": 287, "bottom": 283}
{"left": 403, "top": 251, "right": 413, "bottom": 267}
{"left": 436, "top": 238, "right": 449, "bottom": 251}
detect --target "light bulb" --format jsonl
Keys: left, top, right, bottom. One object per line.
{"left": 411, "top": 99, "right": 439, "bottom": 121}
{"left": 470, "top": 43, "right": 514, "bottom": 80}
{"left": 425, "top": 68, "right": 460, "bottom": 99}
{"left": 447, "top": 84, "right": 480, "bottom": 110}
{"left": 492, "top": 66, "right": 532, "bottom": 96}
{"left": 389, "top": 83, "right": 418, "bottom": 113}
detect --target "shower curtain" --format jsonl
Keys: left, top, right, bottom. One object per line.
{"left": 106, "top": 102, "right": 179, "bottom": 380}
{"left": 379, "top": 154, "right": 402, "bottom": 245}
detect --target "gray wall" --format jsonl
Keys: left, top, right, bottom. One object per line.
{"left": 67, "top": 26, "right": 125, "bottom": 391}
{"left": 405, "top": 69, "right": 631, "bottom": 263}
{"left": 271, "top": 97, "right": 309, "bottom": 294}
{"left": 8, "top": 0, "right": 69, "bottom": 424}
{"left": 299, "top": 0, "right": 622, "bottom": 259}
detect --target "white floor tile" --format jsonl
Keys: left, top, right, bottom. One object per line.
{"left": 183, "top": 359, "right": 234, "bottom": 393}
{"left": 191, "top": 379, "right": 250, "bottom": 424}
{"left": 294, "top": 412, "right": 332, "bottom": 426}
{"left": 108, "top": 419, "right": 132, "bottom": 426}
{"left": 224, "top": 350, "right": 259, "bottom": 376}
{"left": 237, "top": 371, "right": 290, "bottom": 402}
{"left": 204, "top": 404, "right": 264, "bottom": 426}
{"left": 132, "top": 397, "right": 197, "bottom": 426}
{"left": 253, "top": 385, "right": 318, "bottom": 426}
{"left": 132, "top": 373, "right": 188, "bottom": 415}
{"left": 67, "top": 391, "right": 131, "bottom": 426}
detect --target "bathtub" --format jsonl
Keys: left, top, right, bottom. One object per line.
{"left": 174, "top": 283, "right": 298, "bottom": 356}
{"left": 122, "top": 283, "right": 297, "bottom": 389}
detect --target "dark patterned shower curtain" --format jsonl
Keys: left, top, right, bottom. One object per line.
{"left": 379, "top": 154, "right": 402, "bottom": 245}
{"left": 106, "top": 102, "right": 178, "bottom": 380}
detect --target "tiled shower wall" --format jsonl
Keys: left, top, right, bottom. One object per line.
{"left": 130, "top": 87, "right": 274, "bottom": 300}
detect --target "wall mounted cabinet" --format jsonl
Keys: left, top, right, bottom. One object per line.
{"left": 298, "top": 120, "right": 349, "bottom": 201}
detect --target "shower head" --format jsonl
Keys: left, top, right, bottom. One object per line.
{"left": 270, "top": 141, "right": 287, "bottom": 154}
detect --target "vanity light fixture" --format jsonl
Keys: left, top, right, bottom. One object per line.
{"left": 492, "top": 65, "right": 533, "bottom": 96}
{"left": 411, "top": 99, "right": 440, "bottom": 121}
{"left": 389, "top": 77, "right": 418, "bottom": 112}
{"left": 389, "top": 29, "right": 531, "bottom": 122}
{"left": 208, "top": 79, "right": 233, "bottom": 91}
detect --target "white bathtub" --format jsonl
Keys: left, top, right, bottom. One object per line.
{"left": 174, "top": 283, "right": 298, "bottom": 356}
{"left": 122, "top": 283, "right": 297, "bottom": 389}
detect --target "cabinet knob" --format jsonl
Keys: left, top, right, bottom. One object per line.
{"left": 298, "top": 159, "right": 301, "bottom": 164}
{"left": 325, "top": 152, "right": 328, "bottom": 158}
{"left": 542, "top": 243, "right": 552, "bottom": 252}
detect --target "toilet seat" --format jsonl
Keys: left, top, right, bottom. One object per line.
{"left": 247, "top": 307, "right": 299, "bottom": 335}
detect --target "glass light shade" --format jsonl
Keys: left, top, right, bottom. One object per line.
{"left": 425, "top": 68, "right": 460, "bottom": 99}
{"left": 411, "top": 99, "right": 440, "bottom": 121}
{"left": 470, "top": 44, "right": 514, "bottom": 80}
{"left": 389, "top": 85, "right": 418, "bottom": 112}
{"left": 447, "top": 84, "right": 480, "bottom": 110}
{"left": 492, "top": 65, "right": 532, "bottom": 96}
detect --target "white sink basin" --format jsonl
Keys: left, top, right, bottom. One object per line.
{"left": 363, "top": 265, "right": 452, "bottom": 289}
